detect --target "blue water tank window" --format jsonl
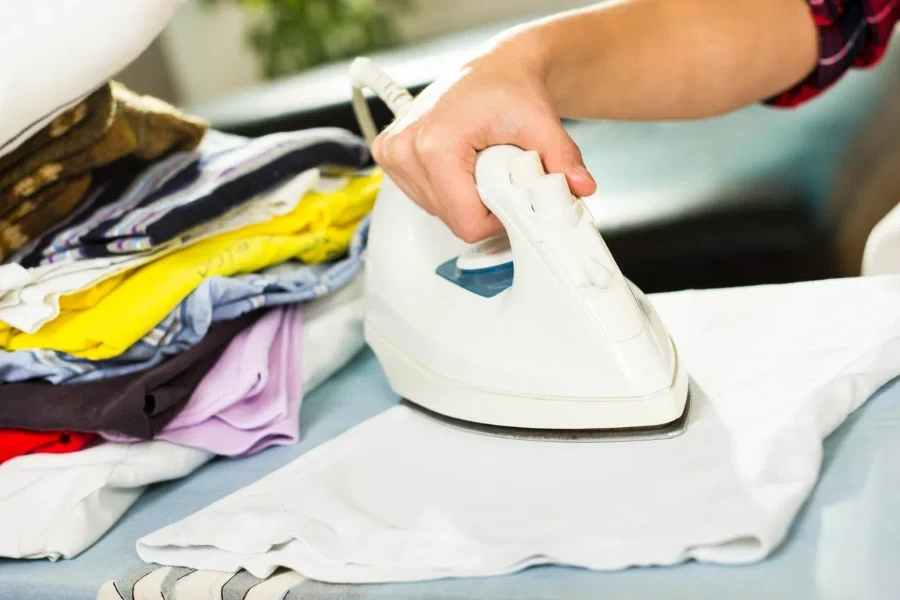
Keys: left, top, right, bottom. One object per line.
{"left": 436, "top": 257, "right": 513, "bottom": 298}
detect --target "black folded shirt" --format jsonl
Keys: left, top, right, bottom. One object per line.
{"left": 0, "top": 311, "right": 261, "bottom": 439}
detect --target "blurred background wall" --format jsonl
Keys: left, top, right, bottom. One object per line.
{"left": 116, "top": 0, "right": 595, "bottom": 107}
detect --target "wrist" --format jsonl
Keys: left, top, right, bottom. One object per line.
{"left": 476, "top": 24, "right": 554, "bottom": 89}
{"left": 480, "top": 16, "right": 599, "bottom": 117}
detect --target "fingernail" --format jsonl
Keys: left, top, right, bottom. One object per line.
{"left": 574, "top": 163, "right": 595, "bottom": 184}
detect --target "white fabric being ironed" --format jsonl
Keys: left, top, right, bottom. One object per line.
{"left": 138, "top": 276, "right": 900, "bottom": 583}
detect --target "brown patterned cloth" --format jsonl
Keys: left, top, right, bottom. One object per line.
{"left": 0, "top": 175, "right": 91, "bottom": 260}
{"left": 0, "top": 85, "right": 115, "bottom": 182}
{"left": 0, "top": 81, "right": 208, "bottom": 261}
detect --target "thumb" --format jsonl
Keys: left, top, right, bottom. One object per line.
{"left": 527, "top": 123, "right": 596, "bottom": 198}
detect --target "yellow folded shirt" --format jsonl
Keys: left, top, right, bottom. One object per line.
{"left": 1, "top": 170, "right": 380, "bottom": 359}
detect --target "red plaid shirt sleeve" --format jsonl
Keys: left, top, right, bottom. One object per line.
{"left": 767, "top": 0, "right": 899, "bottom": 106}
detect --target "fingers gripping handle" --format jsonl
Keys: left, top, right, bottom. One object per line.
{"left": 349, "top": 57, "right": 554, "bottom": 224}
{"left": 349, "top": 57, "right": 415, "bottom": 145}
{"left": 349, "top": 59, "right": 577, "bottom": 235}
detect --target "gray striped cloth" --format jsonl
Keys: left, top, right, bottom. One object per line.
{"left": 98, "top": 565, "right": 362, "bottom": 600}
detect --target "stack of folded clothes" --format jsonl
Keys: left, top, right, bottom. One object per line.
{"left": 0, "top": 80, "right": 379, "bottom": 560}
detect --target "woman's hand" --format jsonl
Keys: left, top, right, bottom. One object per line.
{"left": 371, "top": 41, "right": 597, "bottom": 243}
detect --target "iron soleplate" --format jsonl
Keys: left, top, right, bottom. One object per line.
{"left": 401, "top": 388, "right": 691, "bottom": 443}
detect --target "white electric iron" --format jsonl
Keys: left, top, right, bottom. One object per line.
{"left": 350, "top": 58, "right": 689, "bottom": 441}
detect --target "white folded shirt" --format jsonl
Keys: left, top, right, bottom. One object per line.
{"left": 0, "top": 441, "right": 213, "bottom": 561}
{"left": 0, "top": 272, "right": 365, "bottom": 561}
{"left": 298, "top": 271, "right": 365, "bottom": 394}
{"left": 137, "top": 276, "right": 900, "bottom": 583}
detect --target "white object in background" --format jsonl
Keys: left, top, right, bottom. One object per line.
{"left": 136, "top": 276, "right": 900, "bottom": 582}
{"left": 862, "top": 202, "right": 900, "bottom": 275}
{"left": 0, "top": 441, "right": 212, "bottom": 561}
{"left": 0, "top": 0, "right": 185, "bottom": 157}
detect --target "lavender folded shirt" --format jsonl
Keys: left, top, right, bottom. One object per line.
{"left": 102, "top": 305, "right": 302, "bottom": 457}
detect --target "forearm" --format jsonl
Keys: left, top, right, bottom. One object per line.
{"left": 491, "top": 0, "right": 819, "bottom": 120}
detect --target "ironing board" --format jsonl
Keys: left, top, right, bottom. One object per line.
{"left": 1, "top": 347, "right": 898, "bottom": 599}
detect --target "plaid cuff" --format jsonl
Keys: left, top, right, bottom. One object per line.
{"left": 767, "top": 0, "right": 899, "bottom": 107}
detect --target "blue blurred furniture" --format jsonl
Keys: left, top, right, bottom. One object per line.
{"left": 189, "top": 16, "right": 898, "bottom": 291}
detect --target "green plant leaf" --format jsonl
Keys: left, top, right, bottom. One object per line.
{"left": 202, "top": 0, "right": 415, "bottom": 78}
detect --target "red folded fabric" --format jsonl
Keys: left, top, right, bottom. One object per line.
{"left": 0, "top": 429, "right": 97, "bottom": 464}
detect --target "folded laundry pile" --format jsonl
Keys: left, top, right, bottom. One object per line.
{"left": 0, "top": 79, "right": 378, "bottom": 560}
